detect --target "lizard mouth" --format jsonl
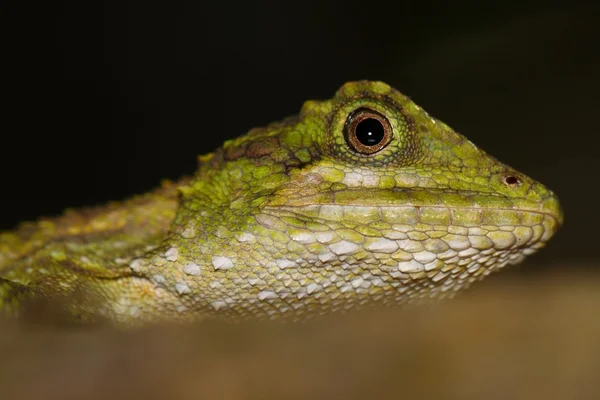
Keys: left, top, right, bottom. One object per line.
{"left": 258, "top": 187, "right": 561, "bottom": 301}
{"left": 266, "top": 188, "right": 562, "bottom": 226}
{"left": 264, "top": 188, "right": 562, "bottom": 248}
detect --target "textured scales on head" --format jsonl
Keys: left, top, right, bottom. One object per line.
{"left": 148, "top": 80, "right": 562, "bottom": 321}
{"left": 0, "top": 81, "right": 562, "bottom": 324}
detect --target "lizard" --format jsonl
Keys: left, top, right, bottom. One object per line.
{"left": 0, "top": 81, "right": 562, "bottom": 325}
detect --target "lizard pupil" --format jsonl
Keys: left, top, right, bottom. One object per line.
{"left": 355, "top": 118, "right": 384, "bottom": 146}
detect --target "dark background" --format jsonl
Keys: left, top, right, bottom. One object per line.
{"left": 2, "top": 1, "right": 599, "bottom": 274}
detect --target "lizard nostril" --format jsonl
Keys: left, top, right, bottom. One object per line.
{"left": 503, "top": 175, "right": 521, "bottom": 187}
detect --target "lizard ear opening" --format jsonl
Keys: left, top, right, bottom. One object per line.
{"left": 344, "top": 108, "right": 393, "bottom": 155}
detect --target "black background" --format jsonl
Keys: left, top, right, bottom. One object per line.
{"left": 2, "top": 1, "right": 599, "bottom": 274}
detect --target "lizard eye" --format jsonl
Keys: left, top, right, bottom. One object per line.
{"left": 344, "top": 108, "right": 393, "bottom": 154}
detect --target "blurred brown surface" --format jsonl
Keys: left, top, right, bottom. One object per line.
{"left": 1, "top": 265, "right": 598, "bottom": 400}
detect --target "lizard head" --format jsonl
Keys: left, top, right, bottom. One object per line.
{"left": 176, "top": 81, "right": 562, "bottom": 316}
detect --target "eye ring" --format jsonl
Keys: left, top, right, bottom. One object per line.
{"left": 344, "top": 108, "right": 393, "bottom": 155}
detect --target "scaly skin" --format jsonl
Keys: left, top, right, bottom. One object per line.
{"left": 0, "top": 81, "right": 562, "bottom": 324}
